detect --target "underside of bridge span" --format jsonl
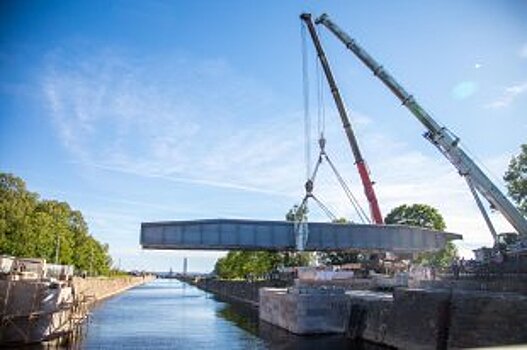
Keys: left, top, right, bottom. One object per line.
{"left": 140, "top": 219, "right": 461, "bottom": 252}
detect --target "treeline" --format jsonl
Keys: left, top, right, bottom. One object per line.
{"left": 0, "top": 173, "right": 112, "bottom": 275}
{"left": 214, "top": 251, "right": 312, "bottom": 279}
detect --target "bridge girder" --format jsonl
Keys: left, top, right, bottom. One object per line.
{"left": 140, "top": 219, "right": 461, "bottom": 252}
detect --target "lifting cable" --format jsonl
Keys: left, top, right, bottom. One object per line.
{"left": 311, "top": 194, "right": 338, "bottom": 222}
{"left": 324, "top": 154, "right": 371, "bottom": 223}
{"left": 297, "top": 20, "right": 369, "bottom": 224}
{"left": 301, "top": 21, "right": 311, "bottom": 181}
{"left": 315, "top": 25, "right": 326, "bottom": 139}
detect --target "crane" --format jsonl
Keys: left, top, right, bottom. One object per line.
{"left": 314, "top": 13, "right": 527, "bottom": 248}
{"left": 300, "top": 13, "right": 384, "bottom": 225}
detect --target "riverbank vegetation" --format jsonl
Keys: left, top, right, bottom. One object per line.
{"left": 0, "top": 173, "right": 112, "bottom": 275}
{"left": 214, "top": 251, "right": 312, "bottom": 279}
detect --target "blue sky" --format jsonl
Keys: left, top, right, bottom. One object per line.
{"left": 1, "top": 1, "right": 526, "bottom": 272}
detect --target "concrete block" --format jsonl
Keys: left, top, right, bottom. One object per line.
{"left": 259, "top": 287, "right": 351, "bottom": 334}
{"left": 448, "top": 291, "right": 527, "bottom": 348}
{"left": 346, "top": 291, "right": 393, "bottom": 345}
{"left": 383, "top": 288, "right": 451, "bottom": 350}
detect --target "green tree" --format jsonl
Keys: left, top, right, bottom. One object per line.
{"left": 285, "top": 204, "right": 308, "bottom": 222}
{"left": 332, "top": 217, "right": 348, "bottom": 224}
{"left": 385, "top": 204, "right": 446, "bottom": 230}
{"left": 278, "top": 250, "right": 313, "bottom": 267}
{"left": 214, "top": 251, "right": 282, "bottom": 279}
{"left": 416, "top": 240, "right": 458, "bottom": 269}
{"left": 385, "top": 204, "right": 456, "bottom": 269}
{"left": 504, "top": 144, "right": 527, "bottom": 216}
{"left": 35, "top": 200, "right": 76, "bottom": 265}
{"left": 320, "top": 251, "right": 360, "bottom": 265}
{"left": 0, "top": 173, "right": 112, "bottom": 275}
{"left": 0, "top": 173, "right": 38, "bottom": 256}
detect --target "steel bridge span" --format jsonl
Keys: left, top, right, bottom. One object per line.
{"left": 140, "top": 219, "right": 461, "bottom": 252}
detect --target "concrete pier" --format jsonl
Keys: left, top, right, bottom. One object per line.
{"left": 259, "top": 286, "right": 527, "bottom": 349}
{"left": 259, "top": 287, "right": 351, "bottom": 334}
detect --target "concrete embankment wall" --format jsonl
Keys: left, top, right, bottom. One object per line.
{"left": 183, "top": 276, "right": 527, "bottom": 348}
{"left": 420, "top": 275, "right": 527, "bottom": 293}
{"left": 346, "top": 288, "right": 527, "bottom": 349}
{"left": 447, "top": 290, "right": 527, "bottom": 348}
{"left": 73, "top": 275, "right": 155, "bottom": 304}
{"left": 181, "top": 277, "right": 290, "bottom": 306}
{"left": 260, "top": 286, "right": 527, "bottom": 349}
{"left": 345, "top": 289, "right": 450, "bottom": 349}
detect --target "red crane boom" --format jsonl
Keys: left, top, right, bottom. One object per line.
{"left": 300, "top": 13, "right": 383, "bottom": 224}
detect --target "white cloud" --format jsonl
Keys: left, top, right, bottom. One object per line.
{"left": 83, "top": 161, "right": 292, "bottom": 197}
{"left": 520, "top": 43, "right": 527, "bottom": 58}
{"left": 485, "top": 81, "right": 527, "bottom": 109}
{"left": 349, "top": 110, "right": 372, "bottom": 126}
{"left": 43, "top": 51, "right": 305, "bottom": 196}
{"left": 451, "top": 81, "right": 478, "bottom": 100}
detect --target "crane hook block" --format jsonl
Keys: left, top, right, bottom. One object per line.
{"left": 305, "top": 179, "right": 314, "bottom": 194}
{"left": 318, "top": 136, "right": 326, "bottom": 152}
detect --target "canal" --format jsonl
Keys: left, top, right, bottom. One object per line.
{"left": 80, "top": 279, "right": 366, "bottom": 349}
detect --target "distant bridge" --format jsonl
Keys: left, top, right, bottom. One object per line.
{"left": 140, "top": 219, "right": 461, "bottom": 252}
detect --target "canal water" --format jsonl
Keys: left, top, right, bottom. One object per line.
{"left": 80, "top": 279, "right": 371, "bottom": 349}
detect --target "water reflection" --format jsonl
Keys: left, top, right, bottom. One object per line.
{"left": 214, "top": 296, "right": 386, "bottom": 350}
